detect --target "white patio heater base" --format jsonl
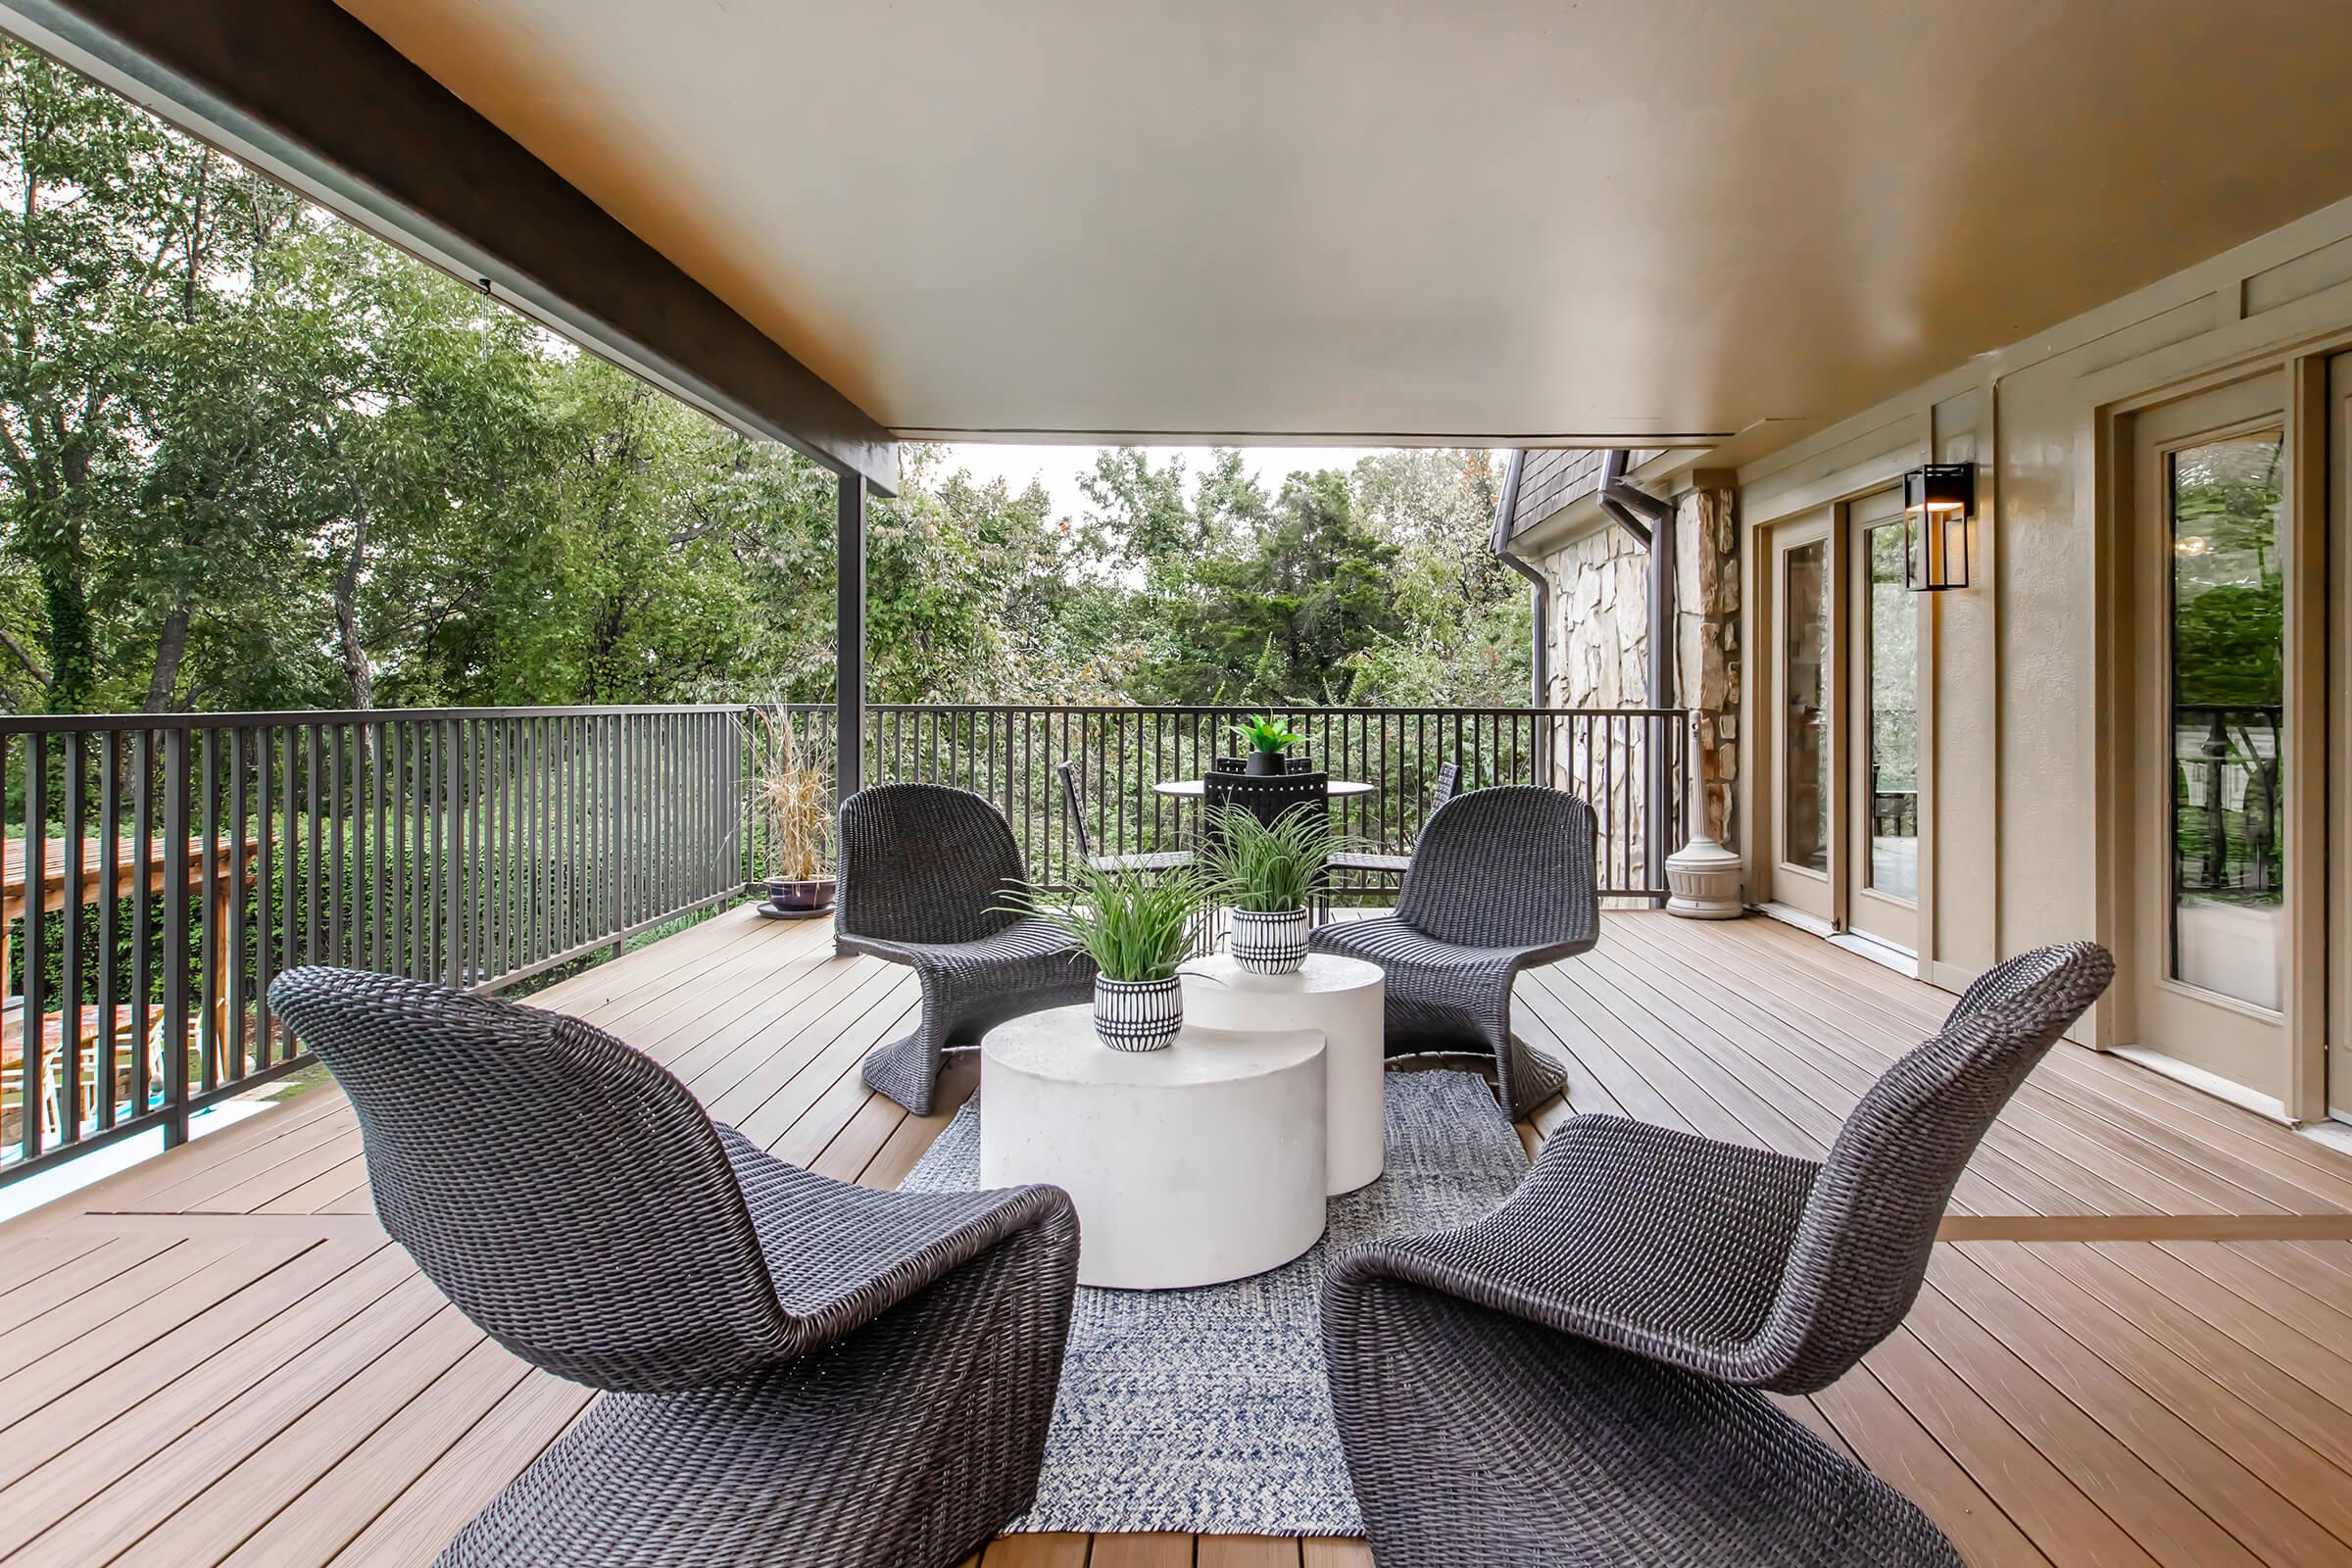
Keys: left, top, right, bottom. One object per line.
{"left": 1666, "top": 833, "right": 1744, "bottom": 919}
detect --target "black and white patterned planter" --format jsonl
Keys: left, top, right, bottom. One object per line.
{"left": 1093, "top": 975, "right": 1183, "bottom": 1053}
{"left": 1230, "top": 907, "right": 1309, "bottom": 975}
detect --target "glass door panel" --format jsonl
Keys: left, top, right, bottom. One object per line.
{"left": 1784, "top": 539, "right": 1832, "bottom": 875}
{"left": 1864, "top": 520, "right": 1920, "bottom": 903}
{"left": 1767, "top": 514, "right": 1837, "bottom": 925}
{"left": 2166, "top": 431, "right": 2285, "bottom": 1011}
{"left": 2129, "top": 371, "right": 2290, "bottom": 1102}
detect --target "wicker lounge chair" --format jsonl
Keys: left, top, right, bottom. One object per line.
{"left": 270, "top": 965, "right": 1079, "bottom": 1568}
{"left": 1320, "top": 943, "right": 2113, "bottom": 1567}
{"left": 1201, "top": 768, "right": 1327, "bottom": 833}
{"left": 1056, "top": 762, "right": 1194, "bottom": 874}
{"left": 1328, "top": 760, "right": 1457, "bottom": 880}
{"left": 837, "top": 783, "right": 1097, "bottom": 1114}
{"left": 1307, "top": 784, "right": 1596, "bottom": 1116}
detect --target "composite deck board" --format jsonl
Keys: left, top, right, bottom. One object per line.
{"left": 3, "top": 906, "right": 2351, "bottom": 1565}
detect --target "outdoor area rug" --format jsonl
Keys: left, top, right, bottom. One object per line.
{"left": 899, "top": 1068, "right": 1529, "bottom": 1537}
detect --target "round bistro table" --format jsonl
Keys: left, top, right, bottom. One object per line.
{"left": 1152, "top": 778, "right": 1377, "bottom": 799}
{"left": 1180, "top": 953, "right": 1386, "bottom": 1194}
{"left": 980, "top": 1006, "right": 1327, "bottom": 1290}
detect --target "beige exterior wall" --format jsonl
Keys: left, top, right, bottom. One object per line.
{"left": 1731, "top": 190, "right": 2352, "bottom": 1106}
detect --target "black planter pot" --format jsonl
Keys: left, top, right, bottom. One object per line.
{"left": 1245, "top": 751, "right": 1284, "bottom": 776}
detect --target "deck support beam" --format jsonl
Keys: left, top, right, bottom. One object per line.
{"left": 836, "top": 474, "right": 867, "bottom": 806}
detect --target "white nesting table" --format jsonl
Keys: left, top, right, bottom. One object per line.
{"left": 981, "top": 1006, "right": 1327, "bottom": 1290}
{"left": 1181, "top": 954, "right": 1386, "bottom": 1194}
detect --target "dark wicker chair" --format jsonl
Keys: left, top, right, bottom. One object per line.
{"left": 269, "top": 966, "right": 1080, "bottom": 1568}
{"left": 1308, "top": 784, "right": 1596, "bottom": 1117}
{"left": 1056, "top": 761, "right": 1194, "bottom": 874}
{"left": 1202, "top": 768, "right": 1328, "bottom": 834}
{"left": 1329, "top": 760, "right": 1458, "bottom": 880}
{"left": 1207, "top": 754, "right": 1317, "bottom": 774}
{"left": 1319, "top": 943, "right": 2113, "bottom": 1567}
{"left": 836, "top": 783, "right": 1097, "bottom": 1114}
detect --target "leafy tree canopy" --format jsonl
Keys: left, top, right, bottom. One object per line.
{"left": 0, "top": 42, "right": 1528, "bottom": 717}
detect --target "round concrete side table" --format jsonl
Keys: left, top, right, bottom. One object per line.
{"left": 980, "top": 1006, "right": 1327, "bottom": 1290}
{"left": 1180, "top": 952, "right": 1386, "bottom": 1194}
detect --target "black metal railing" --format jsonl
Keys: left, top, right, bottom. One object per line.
{"left": 8, "top": 700, "right": 1685, "bottom": 1184}
{"left": 749, "top": 703, "right": 1686, "bottom": 899}
{"left": 2, "top": 706, "right": 745, "bottom": 1180}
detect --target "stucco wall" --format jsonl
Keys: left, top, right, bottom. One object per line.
{"left": 1730, "top": 188, "right": 2352, "bottom": 1107}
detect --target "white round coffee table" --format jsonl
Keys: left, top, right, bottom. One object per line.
{"left": 1180, "top": 953, "right": 1386, "bottom": 1194}
{"left": 981, "top": 1006, "right": 1327, "bottom": 1290}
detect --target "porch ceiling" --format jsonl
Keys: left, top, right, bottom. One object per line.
{"left": 331, "top": 1, "right": 2352, "bottom": 456}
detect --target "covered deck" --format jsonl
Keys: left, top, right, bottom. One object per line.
{"left": 2, "top": 907, "right": 2349, "bottom": 1567}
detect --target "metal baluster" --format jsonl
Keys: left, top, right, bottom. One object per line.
{"left": 325, "top": 724, "right": 344, "bottom": 972}
{"left": 132, "top": 732, "right": 155, "bottom": 1104}
{"left": 254, "top": 729, "right": 274, "bottom": 1063}
{"left": 229, "top": 729, "right": 248, "bottom": 1077}
{"left": 198, "top": 728, "right": 220, "bottom": 1094}
{"left": 97, "top": 734, "right": 121, "bottom": 1129}
{"left": 304, "top": 725, "right": 321, "bottom": 967}
{"left": 161, "top": 728, "right": 190, "bottom": 1148}
{"left": 60, "top": 732, "right": 84, "bottom": 1145}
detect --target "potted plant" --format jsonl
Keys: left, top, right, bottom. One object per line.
{"left": 1002, "top": 862, "right": 1205, "bottom": 1052}
{"left": 1203, "top": 804, "right": 1338, "bottom": 974}
{"left": 754, "top": 718, "right": 836, "bottom": 916}
{"left": 1231, "top": 712, "right": 1305, "bottom": 776}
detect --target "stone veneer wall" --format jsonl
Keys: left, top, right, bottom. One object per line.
{"left": 1673, "top": 483, "right": 1740, "bottom": 848}
{"left": 1538, "top": 519, "right": 1653, "bottom": 886}
{"left": 1531, "top": 481, "right": 1740, "bottom": 871}
{"left": 1543, "top": 520, "right": 1651, "bottom": 710}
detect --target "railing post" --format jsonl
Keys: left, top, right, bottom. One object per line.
{"left": 836, "top": 472, "right": 866, "bottom": 805}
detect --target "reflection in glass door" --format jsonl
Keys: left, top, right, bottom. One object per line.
{"left": 1845, "top": 488, "right": 1920, "bottom": 954}
{"left": 2166, "top": 432, "right": 2286, "bottom": 1011}
{"left": 1864, "top": 520, "right": 1920, "bottom": 902}
{"left": 1769, "top": 516, "right": 1836, "bottom": 923}
{"left": 1785, "top": 541, "right": 1832, "bottom": 874}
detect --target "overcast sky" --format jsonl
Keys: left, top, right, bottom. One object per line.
{"left": 930, "top": 443, "right": 1400, "bottom": 520}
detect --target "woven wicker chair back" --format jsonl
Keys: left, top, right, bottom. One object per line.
{"left": 838, "top": 783, "right": 1026, "bottom": 944}
{"left": 1202, "top": 770, "right": 1328, "bottom": 838}
{"left": 1429, "top": 760, "right": 1460, "bottom": 814}
{"left": 1395, "top": 786, "right": 1597, "bottom": 949}
{"left": 1761, "top": 942, "right": 2113, "bottom": 1390}
{"left": 267, "top": 966, "right": 790, "bottom": 1393}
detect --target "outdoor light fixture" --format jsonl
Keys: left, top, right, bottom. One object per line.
{"left": 1901, "top": 462, "right": 1975, "bottom": 591}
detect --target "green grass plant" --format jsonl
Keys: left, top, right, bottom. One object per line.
{"left": 999, "top": 862, "right": 1206, "bottom": 982}
{"left": 1202, "top": 804, "right": 1340, "bottom": 914}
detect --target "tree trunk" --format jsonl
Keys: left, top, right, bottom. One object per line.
{"left": 39, "top": 558, "right": 93, "bottom": 713}
{"left": 144, "top": 604, "right": 189, "bottom": 711}
{"left": 335, "top": 501, "right": 374, "bottom": 710}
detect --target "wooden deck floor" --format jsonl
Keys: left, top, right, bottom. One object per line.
{"left": 4, "top": 906, "right": 2352, "bottom": 1567}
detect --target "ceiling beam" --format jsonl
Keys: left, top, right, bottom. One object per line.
{"left": 0, "top": 0, "right": 899, "bottom": 495}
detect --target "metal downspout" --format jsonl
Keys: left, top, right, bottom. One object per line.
{"left": 1491, "top": 450, "right": 1547, "bottom": 710}
{"left": 1598, "top": 453, "right": 1679, "bottom": 904}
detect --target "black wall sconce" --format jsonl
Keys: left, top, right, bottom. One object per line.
{"left": 1901, "top": 462, "right": 1975, "bottom": 591}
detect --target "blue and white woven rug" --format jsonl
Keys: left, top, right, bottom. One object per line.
{"left": 900, "top": 1068, "right": 1528, "bottom": 1536}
